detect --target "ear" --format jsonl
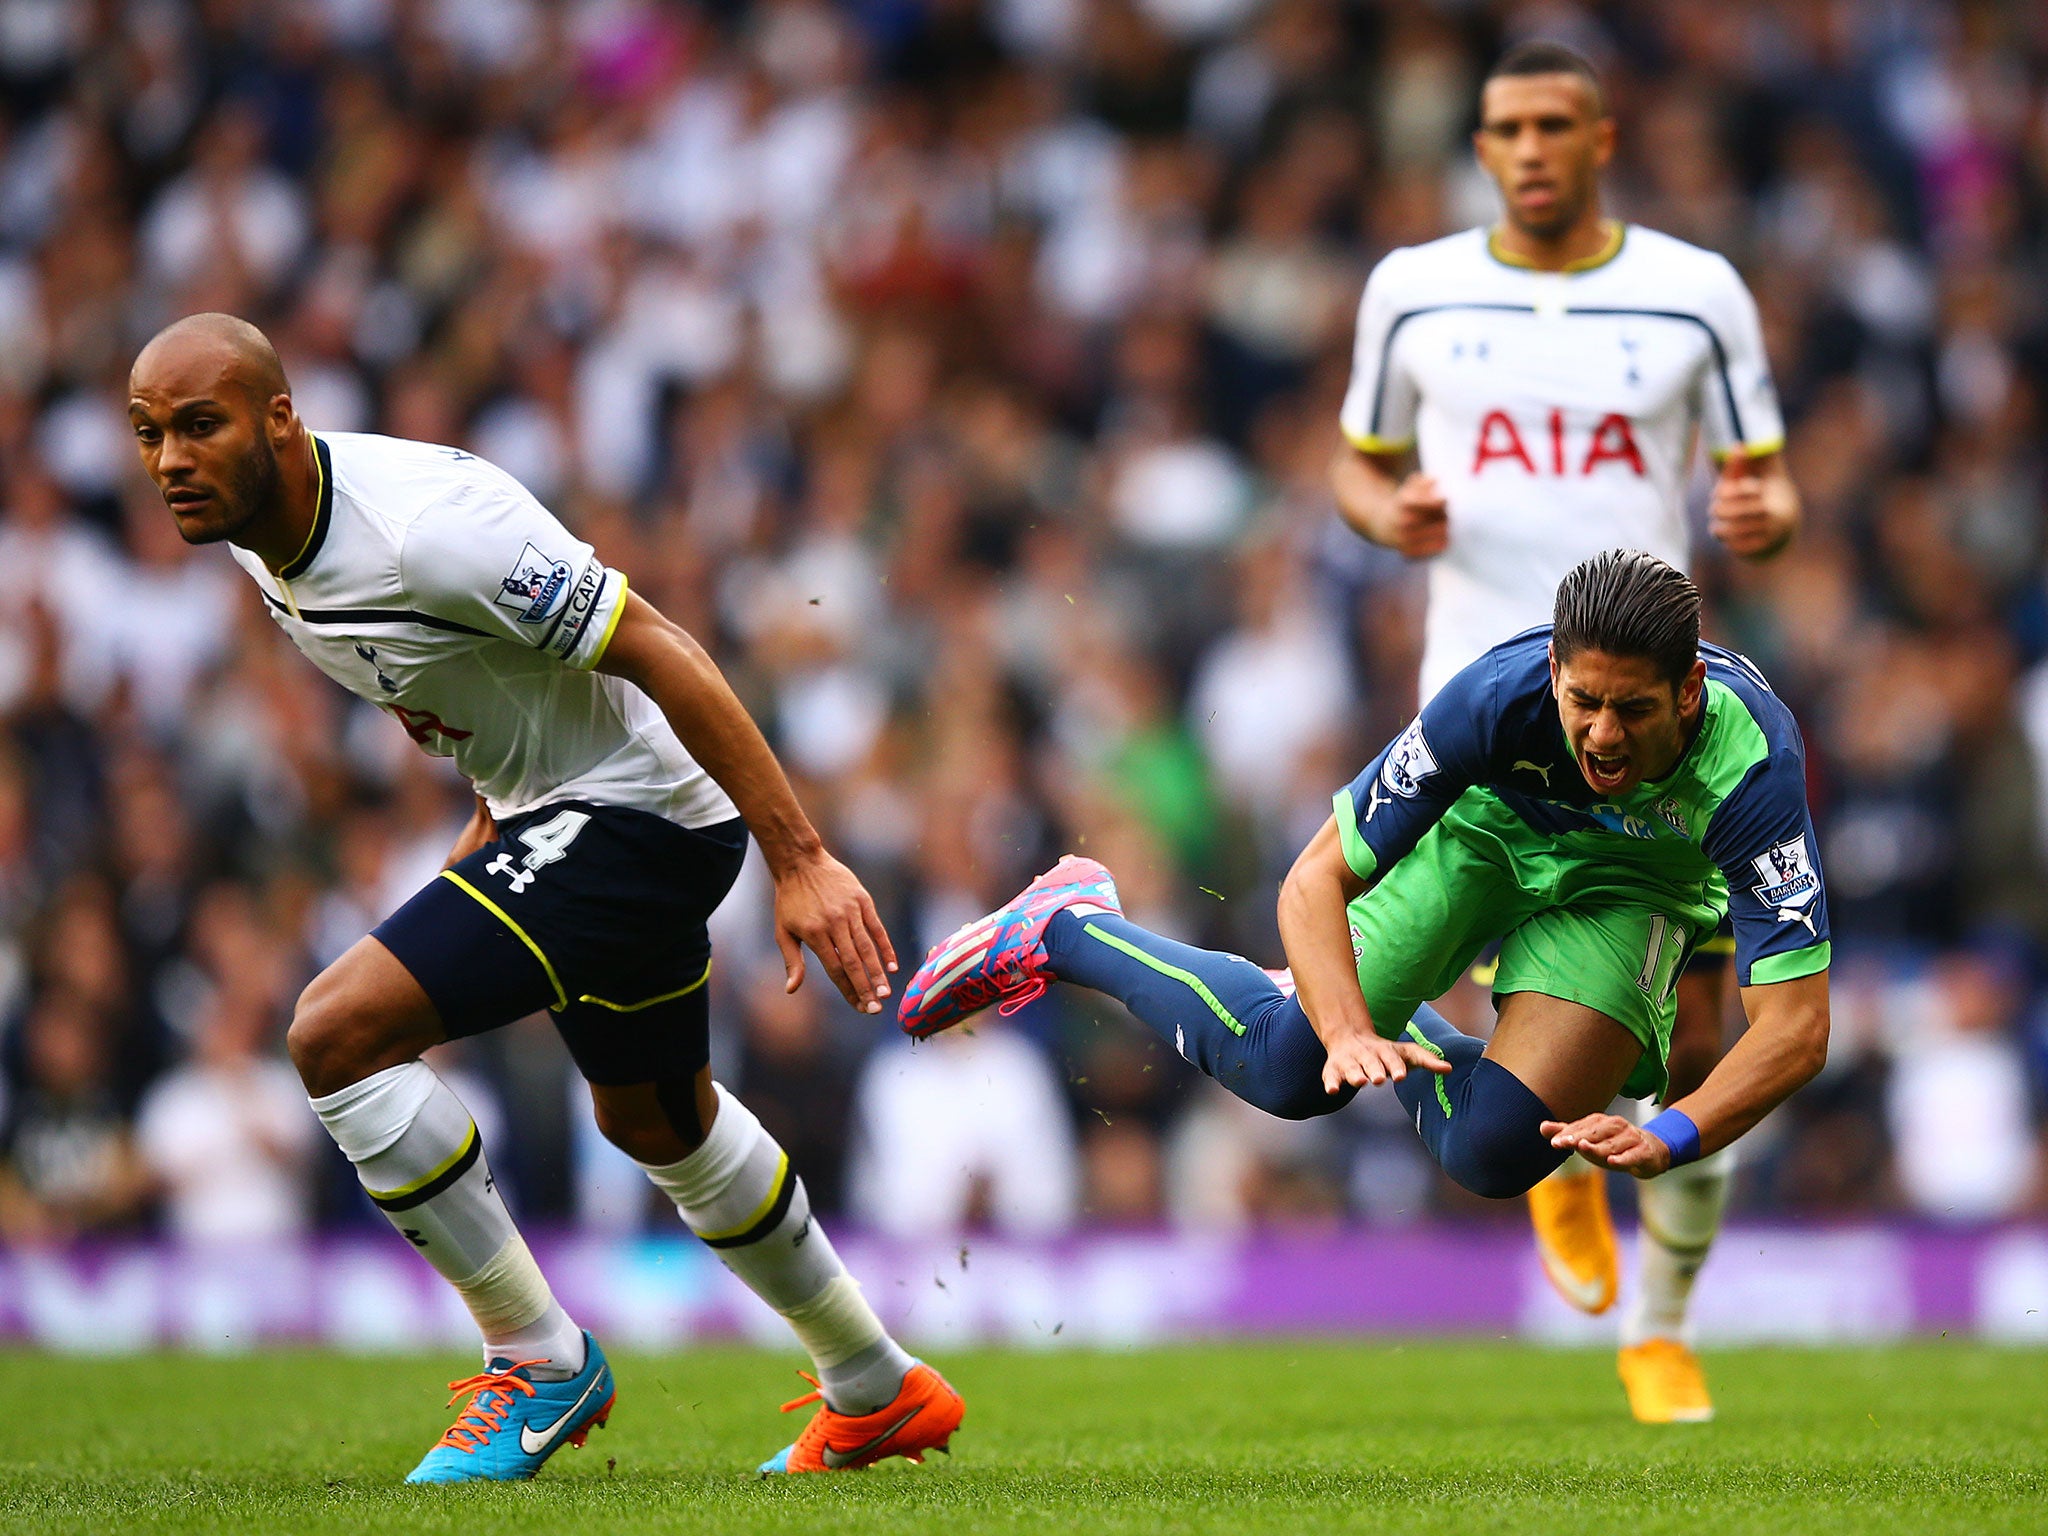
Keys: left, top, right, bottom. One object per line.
{"left": 1592, "top": 115, "right": 1616, "bottom": 170}
{"left": 1546, "top": 641, "right": 1560, "bottom": 686}
{"left": 1678, "top": 656, "right": 1706, "bottom": 712}
{"left": 266, "top": 391, "right": 296, "bottom": 444}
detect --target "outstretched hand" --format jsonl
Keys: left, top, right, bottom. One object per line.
{"left": 1321, "top": 1029, "right": 1454, "bottom": 1096}
{"left": 772, "top": 851, "right": 898, "bottom": 1014}
{"left": 1540, "top": 1113, "right": 1673, "bottom": 1179}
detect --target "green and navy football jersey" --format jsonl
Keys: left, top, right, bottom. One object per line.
{"left": 1333, "top": 627, "right": 1829, "bottom": 987}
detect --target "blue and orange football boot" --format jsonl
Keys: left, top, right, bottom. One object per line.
{"left": 757, "top": 1362, "right": 965, "bottom": 1475}
{"left": 405, "top": 1332, "right": 615, "bottom": 1484}
{"left": 897, "top": 855, "right": 1121, "bottom": 1038}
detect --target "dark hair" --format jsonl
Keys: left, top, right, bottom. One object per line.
{"left": 1485, "top": 41, "right": 1607, "bottom": 116}
{"left": 1552, "top": 550, "right": 1700, "bottom": 687}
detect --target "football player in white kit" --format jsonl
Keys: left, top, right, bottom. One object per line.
{"left": 127, "top": 314, "right": 963, "bottom": 1481}
{"left": 1329, "top": 43, "right": 1801, "bottom": 1422}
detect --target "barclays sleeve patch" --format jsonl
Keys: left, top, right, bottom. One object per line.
{"left": 1380, "top": 719, "right": 1439, "bottom": 798}
{"left": 495, "top": 542, "right": 573, "bottom": 624}
{"left": 1750, "top": 835, "right": 1819, "bottom": 911}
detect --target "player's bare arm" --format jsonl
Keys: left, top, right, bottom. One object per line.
{"left": 1278, "top": 816, "right": 1451, "bottom": 1093}
{"left": 1328, "top": 443, "right": 1449, "bottom": 559}
{"left": 594, "top": 591, "right": 897, "bottom": 1013}
{"left": 1709, "top": 447, "right": 1800, "bottom": 560}
{"left": 1543, "top": 969, "right": 1828, "bottom": 1176}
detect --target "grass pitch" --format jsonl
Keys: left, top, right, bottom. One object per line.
{"left": 0, "top": 1343, "right": 2041, "bottom": 1534}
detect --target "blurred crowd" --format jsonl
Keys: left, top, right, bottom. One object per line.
{"left": 1, "top": 0, "right": 2047, "bottom": 1249}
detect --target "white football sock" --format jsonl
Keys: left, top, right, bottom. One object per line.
{"left": 313, "top": 1062, "right": 585, "bottom": 1379}
{"left": 640, "top": 1083, "right": 913, "bottom": 1414}
{"left": 1624, "top": 1144, "right": 1735, "bottom": 1348}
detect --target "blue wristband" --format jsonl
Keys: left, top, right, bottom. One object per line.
{"left": 1642, "top": 1108, "right": 1701, "bottom": 1168}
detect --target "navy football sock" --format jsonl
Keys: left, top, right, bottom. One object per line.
{"left": 1391, "top": 1005, "right": 1567, "bottom": 1198}
{"left": 1043, "top": 911, "right": 1345, "bottom": 1120}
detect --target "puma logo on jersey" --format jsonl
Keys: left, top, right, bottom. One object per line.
{"left": 1365, "top": 779, "right": 1391, "bottom": 822}
{"left": 1513, "top": 759, "right": 1552, "bottom": 786}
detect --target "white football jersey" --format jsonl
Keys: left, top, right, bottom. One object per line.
{"left": 1338, "top": 224, "right": 1783, "bottom": 700}
{"left": 232, "top": 432, "right": 739, "bottom": 829}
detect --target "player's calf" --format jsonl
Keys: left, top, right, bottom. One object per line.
{"left": 300, "top": 939, "right": 589, "bottom": 1399}
{"left": 636, "top": 1082, "right": 928, "bottom": 1437}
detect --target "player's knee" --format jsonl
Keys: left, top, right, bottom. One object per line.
{"left": 1240, "top": 1074, "right": 1347, "bottom": 1122}
{"left": 1440, "top": 1136, "right": 1556, "bottom": 1200}
{"left": 1435, "top": 1060, "right": 1563, "bottom": 1199}
{"left": 590, "top": 1084, "right": 699, "bottom": 1164}
{"left": 287, "top": 974, "right": 371, "bottom": 1097}
{"left": 288, "top": 968, "right": 421, "bottom": 1098}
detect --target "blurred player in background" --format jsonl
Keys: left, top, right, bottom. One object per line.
{"left": 127, "top": 314, "right": 961, "bottom": 1482}
{"left": 1328, "top": 42, "right": 1801, "bottom": 1422}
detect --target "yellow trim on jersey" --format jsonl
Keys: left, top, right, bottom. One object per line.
{"left": 1342, "top": 424, "right": 1416, "bottom": 456}
{"left": 1709, "top": 437, "right": 1786, "bottom": 464}
{"left": 692, "top": 1150, "right": 791, "bottom": 1243}
{"left": 582, "top": 573, "right": 630, "bottom": 670}
{"left": 1486, "top": 220, "right": 1626, "bottom": 274}
{"left": 1695, "top": 935, "right": 1737, "bottom": 956}
{"left": 438, "top": 870, "right": 568, "bottom": 1010}
{"left": 280, "top": 435, "right": 329, "bottom": 575}
{"left": 363, "top": 1119, "right": 479, "bottom": 1202}
{"left": 577, "top": 958, "right": 713, "bottom": 1013}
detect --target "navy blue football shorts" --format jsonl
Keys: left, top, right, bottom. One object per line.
{"left": 373, "top": 801, "right": 747, "bottom": 1085}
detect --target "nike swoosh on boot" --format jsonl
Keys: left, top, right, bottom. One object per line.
{"left": 518, "top": 1372, "right": 607, "bottom": 1456}
{"left": 819, "top": 1407, "right": 923, "bottom": 1469}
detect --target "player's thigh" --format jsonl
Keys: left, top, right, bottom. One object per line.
{"left": 1349, "top": 808, "right": 1535, "bottom": 1034}
{"left": 1668, "top": 928, "right": 1735, "bottom": 1100}
{"left": 288, "top": 934, "right": 456, "bottom": 1096}
{"left": 1493, "top": 898, "right": 1705, "bottom": 1101}
{"left": 365, "top": 864, "right": 563, "bottom": 1044}
{"left": 1482, "top": 990, "right": 1644, "bottom": 1122}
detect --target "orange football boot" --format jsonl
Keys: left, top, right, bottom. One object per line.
{"left": 757, "top": 1362, "right": 964, "bottom": 1474}
{"left": 1528, "top": 1165, "right": 1619, "bottom": 1314}
{"left": 1618, "top": 1338, "right": 1715, "bottom": 1423}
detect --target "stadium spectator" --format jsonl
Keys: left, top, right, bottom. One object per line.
{"left": 0, "top": 986, "right": 150, "bottom": 1244}
{"left": 1886, "top": 950, "right": 2044, "bottom": 1221}
{"left": 847, "top": 1016, "right": 1079, "bottom": 1237}
{"left": 135, "top": 984, "right": 315, "bottom": 1243}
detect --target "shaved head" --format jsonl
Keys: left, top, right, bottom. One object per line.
{"left": 132, "top": 312, "right": 291, "bottom": 407}
{"left": 130, "top": 312, "right": 312, "bottom": 559}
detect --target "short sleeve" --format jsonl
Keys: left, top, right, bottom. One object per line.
{"left": 1332, "top": 649, "right": 1498, "bottom": 881}
{"left": 1337, "top": 252, "right": 1420, "bottom": 454}
{"left": 399, "top": 468, "right": 629, "bottom": 671}
{"left": 1702, "top": 748, "right": 1831, "bottom": 987}
{"left": 1696, "top": 258, "right": 1786, "bottom": 460}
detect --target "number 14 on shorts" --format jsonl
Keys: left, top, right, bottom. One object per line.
{"left": 484, "top": 809, "right": 590, "bottom": 895}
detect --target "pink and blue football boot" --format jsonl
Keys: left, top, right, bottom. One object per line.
{"left": 897, "top": 855, "right": 1121, "bottom": 1037}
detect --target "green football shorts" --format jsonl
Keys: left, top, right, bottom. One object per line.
{"left": 1346, "top": 789, "right": 1725, "bottom": 1101}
